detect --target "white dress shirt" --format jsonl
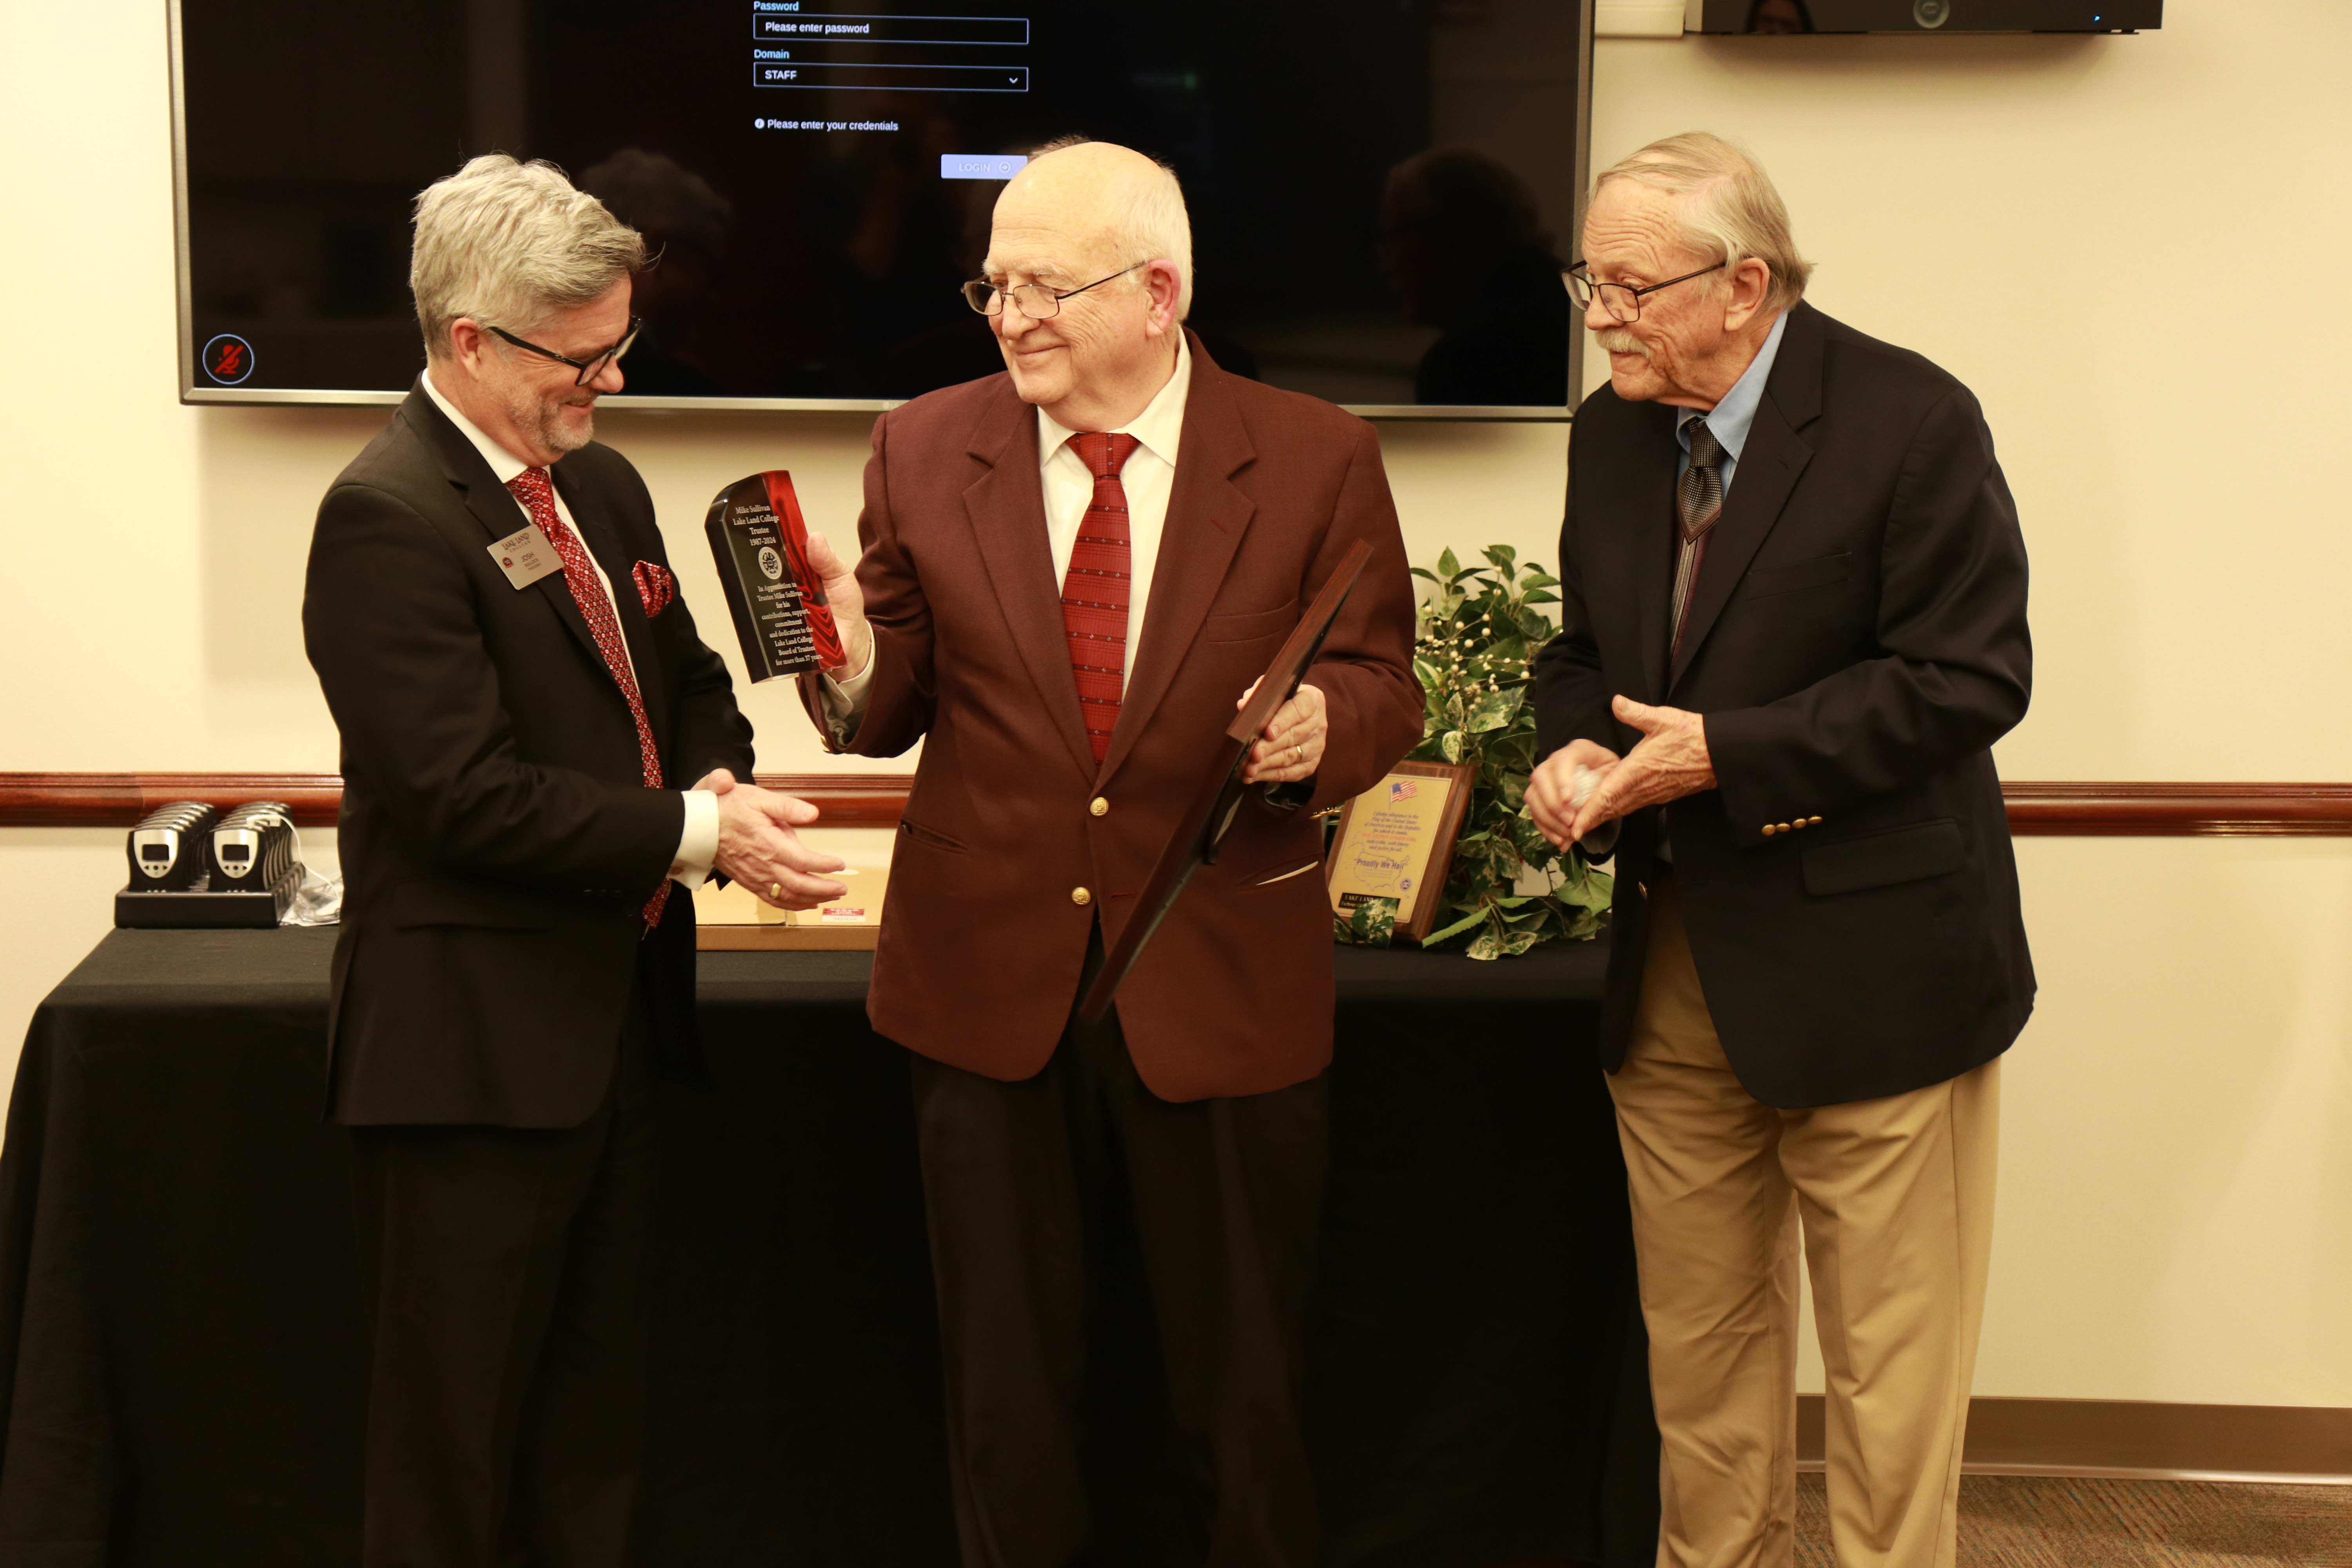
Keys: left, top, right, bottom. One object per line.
{"left": 824, "top": 333, "right": 1194, "bottom": 728}
{"left": 420, "top": 370, "right": 718, "bottom": 886}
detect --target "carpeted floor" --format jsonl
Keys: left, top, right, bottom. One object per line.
{"left": 1792, "top": 1473, "right": 2352, "bottom": 1566}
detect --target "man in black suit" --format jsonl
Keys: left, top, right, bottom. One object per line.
{"left": 1529, "top": 133, "right": 2032, "bottom": 1568}
{"left": 303, "top": 154, "right": 848, "bottom": 1568}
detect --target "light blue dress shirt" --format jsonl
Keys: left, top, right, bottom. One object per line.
{"left": 1675, "top": 307, "right": 1789, "bottom": 497}
{"left": 1650, "top": 309, "right": 1787, "bottom": 864}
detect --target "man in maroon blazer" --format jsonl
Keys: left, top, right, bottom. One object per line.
{"left": 797, "top": 139, "right": 1421, "bottom": 1567}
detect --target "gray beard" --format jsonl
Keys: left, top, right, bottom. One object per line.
{"left": 502, "top": 385, "right": 596, "bottom": 456}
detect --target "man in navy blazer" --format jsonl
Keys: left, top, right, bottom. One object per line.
{"left": 1529, "top": 134, "right": 2033, "bottom": 1568}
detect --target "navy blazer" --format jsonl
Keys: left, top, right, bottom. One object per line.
{"left": 1534, "top": 302, "right": 2035, "bottom": 1108}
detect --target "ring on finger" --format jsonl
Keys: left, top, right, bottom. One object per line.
{"left": 768, "top": 882, "right": 783, "bottom": 902}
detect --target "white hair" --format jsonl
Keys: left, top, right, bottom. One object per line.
{"left": 1595, "top": 132, "right": 1811, "bottom": 314}
{"left": 410, "top": 154, "right": 646, "bottom": 363}
{"left": 1028, "top": 137, "right": 1195, "bottom": 320}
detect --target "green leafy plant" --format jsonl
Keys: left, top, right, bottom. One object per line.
{"left": 1335, "top": 545, "right": 1612, "bottom": 960}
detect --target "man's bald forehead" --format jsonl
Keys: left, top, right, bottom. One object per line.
{"left": 989, "top": 142, "right": 1156, "bottom": 274}
{"left": 1008, "top": 140, "right": 1165, "bottom": 198}
{"left": 996, "top": 141, "right": 1168, "bottom": 238}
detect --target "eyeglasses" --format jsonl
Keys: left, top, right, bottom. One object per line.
{"left": 486, "top": 317, "right": 643, "bottom": 385}
{"left": 962, "top": 262, "right": 1147, "bottom": 319}
{"left": 1561, "top": 263, "right": 1723, "bottom": 323}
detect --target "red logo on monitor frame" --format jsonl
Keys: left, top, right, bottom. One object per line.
{"left": 201, "top": 334, "right": 255, "bottom": 385}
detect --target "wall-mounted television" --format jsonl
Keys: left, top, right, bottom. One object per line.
{"left": 170, "top": 0, "right": 1593, "bottom": 419}
{"left": 1688, "top": 0, "right": 2157, "bottom": 32}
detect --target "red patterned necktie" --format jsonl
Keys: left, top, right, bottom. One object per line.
{"left": 507, "top": 466, "right": 670, "bottom": 929}
{"left": 1062, "top": 432, "right": 1142, "bottom": 763}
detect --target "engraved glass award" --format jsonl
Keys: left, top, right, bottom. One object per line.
{"left": 703, "top": 470, "right": 847, "bottom": 681}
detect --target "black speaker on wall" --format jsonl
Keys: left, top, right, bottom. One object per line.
{"left": 1688, "top": 0, "right": 2158, "bottom": 32}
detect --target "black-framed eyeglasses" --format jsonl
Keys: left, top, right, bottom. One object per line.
{"left": 962, "top": 262, "right": 1147, "bottom": 319}
{"left": 1561, "top": 262, "right": 1723, "bottom": 323}
{"left": 486, "top": 317, "right": 643, "bottom": 385}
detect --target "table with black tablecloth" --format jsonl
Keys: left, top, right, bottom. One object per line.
{"left": 0, "top": 928, "right": 1655, "bottom": 1568}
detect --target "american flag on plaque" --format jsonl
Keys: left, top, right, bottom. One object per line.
{"left": 1389, "top": 779, "right": 1419, "bottom": 802}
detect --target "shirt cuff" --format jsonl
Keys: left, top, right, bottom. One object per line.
{"left": 669, "top": 788, "right": 720, "bottom": 889}
{"left": 820, "top": 640, "right": 876, "bottom": 738}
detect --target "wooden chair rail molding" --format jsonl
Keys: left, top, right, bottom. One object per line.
{"left": 7, "top": 773, "right": 2352, "bottom": 836}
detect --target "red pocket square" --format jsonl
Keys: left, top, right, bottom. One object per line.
{"left": 632, "top": 560, "right": 676, "bottom": 619}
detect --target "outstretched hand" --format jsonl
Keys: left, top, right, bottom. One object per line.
{"left": 696, "top": 768, "right": 849, "bottom": 910}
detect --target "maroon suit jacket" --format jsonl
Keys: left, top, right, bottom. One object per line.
{"left": 804, "top": 336, "right": 1422, "bottom": 1101}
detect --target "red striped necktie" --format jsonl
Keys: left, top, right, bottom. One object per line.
{"left": 1062, "top": 432, "right": 1142, "bottom": 764}
{"left": 507, "top": 466, "right": 671, "bottom": 931}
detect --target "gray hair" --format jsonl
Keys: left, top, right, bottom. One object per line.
{"left": 410, "top": 154, "right": 647, "bottom": 363}
{"left": 1028, "top": 136, "right": 1195, "bottom": 321}
{"left": 1594, "top": 132, "right": 1811, "bottom": 314}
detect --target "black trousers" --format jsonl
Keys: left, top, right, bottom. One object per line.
{"left": 346, "top": 994, "right": 657, "bottom": 1568}
{"left": 909, "top": 942, "right": 1329, "bottom": 1568}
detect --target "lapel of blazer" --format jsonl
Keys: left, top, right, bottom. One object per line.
{"left": 552, "top": 459, "right": 672, "bottom": 755}
{"left": 1667, "top": 302, "right": 1824, "bottom": 693}
{"left": 960, "top": 382, "right": 1100, "bottom": 783}
{"left": 407, "top": 385, "right": 608, "bottom": 679}
{"left": 1099, "top": 336, "right": 1256, "bottom": 788}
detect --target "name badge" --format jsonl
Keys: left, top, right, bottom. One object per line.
{"left": 488, "top": 524, "right": 564, "bottom": 590}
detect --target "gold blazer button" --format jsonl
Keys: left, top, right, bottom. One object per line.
{"left": 1089, "top": 797, "right": 1109, "bottom": 817}
{"left": 1071, "top": 886, "right": 1093, "bottom": 907}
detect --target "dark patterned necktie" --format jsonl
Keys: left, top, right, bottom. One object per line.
{"left": 1062, "top": 432, "right": 1142, "bottom": 763}
{"left": 1670, "top": 417, "right": 1726, "bottom": 660}
{"left": 507, "top": 466, "right": 670, "bottom": 930}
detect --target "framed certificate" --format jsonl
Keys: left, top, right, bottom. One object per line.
{"left": 1323, "top": 761, "right": 1474, "bottom": 945}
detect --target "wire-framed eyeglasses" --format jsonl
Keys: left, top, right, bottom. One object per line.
{"left": 486, "top": 317, "right": 644, "bottom": 385}
{"left": 962, "top": 262, "right": 1148, "bottom": 319}
{"left": 1561, "top": 262, "right": 1724, "bottom": 323}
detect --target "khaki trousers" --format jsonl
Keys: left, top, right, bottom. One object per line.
{"left": 1610, "top": 874, "right": 1998, "bottom": 1568}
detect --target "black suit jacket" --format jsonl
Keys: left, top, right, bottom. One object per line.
{"left": 303, "top": 383, "right": 756, "bottom": 1128}
{"left": 1533, "top": 303, "right": 2034, "bottom": 1108}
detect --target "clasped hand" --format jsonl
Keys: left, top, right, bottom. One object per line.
{"left": 1237, "top": 681, "right": 1328, "bottom": 786}
{"left": 696, "top": 769, "right": 849, "bottom": 909}
{"left": 1526, "top": 695, "right": 1715, "bottom": 849}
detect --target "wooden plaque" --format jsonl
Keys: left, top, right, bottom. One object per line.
{"left": 692, "top": 863, "right": 887, "bottom": 951}
{"left": 1323, "top": 761, "right": 1475, "bottom": 944}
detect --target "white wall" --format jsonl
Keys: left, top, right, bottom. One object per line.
{"left": 1, "top": 0, "right": 2347, "bottom": 1407}
{"left": 1588, "top": 0, "right": 2352, "bottom": 1405}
